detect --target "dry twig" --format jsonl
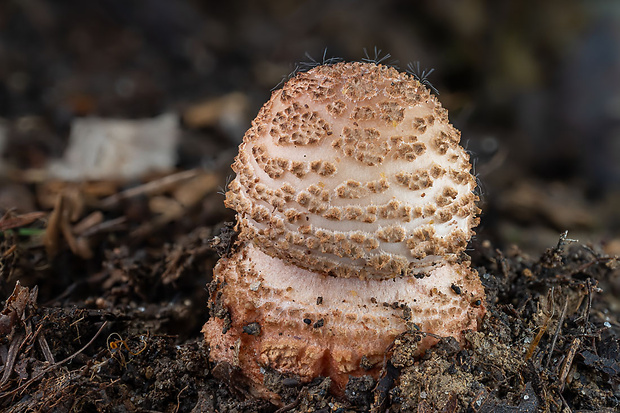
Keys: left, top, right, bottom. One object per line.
{"left": 0, "top": 321, "right": 108, "bottom": 400}
{"left": 99, "top": 169, "right": 200, "bottom": 208}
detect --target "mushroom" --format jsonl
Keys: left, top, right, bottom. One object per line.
{"left": 203, "top": 61, "right": 486, "bottom": 400}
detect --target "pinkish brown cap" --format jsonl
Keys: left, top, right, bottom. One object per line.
{"left": 225, "top": 62, "right": 479, "bottom": 279}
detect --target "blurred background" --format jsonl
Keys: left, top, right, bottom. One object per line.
{"left": 1, "top": 0, "right": 619, "bottom": 255}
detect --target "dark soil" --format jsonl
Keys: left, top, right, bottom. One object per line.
{"left": 1, "top": 2, "right": 620, "bottom": 412}
{"left": 2, "top": 223, "right": 619, "bottom": 412}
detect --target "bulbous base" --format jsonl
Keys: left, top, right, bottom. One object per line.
{"left": 203, "top": 242, "right": 485, "bottom": 400}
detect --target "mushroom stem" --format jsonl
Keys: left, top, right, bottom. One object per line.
{"left": 203, "top": 242, "right": 485, "bottom": 398}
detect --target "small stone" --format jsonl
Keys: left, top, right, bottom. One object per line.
{"left": 242, "top": 322, "right": 261, "bottom": 336}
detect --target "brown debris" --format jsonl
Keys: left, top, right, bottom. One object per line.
{"left": 99, "top": 169, "right": 202, "bottom": 208}
{"left": 0, "top": 211, "right": 46, "bottom": 232}
{"left": 183, "top": 92, "right": 249, "bottom": 130}
{"left": 1, "top": 282, "right": 61, "bottom": 396}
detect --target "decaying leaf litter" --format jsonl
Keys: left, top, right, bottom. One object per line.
{"left": 1, "top": 150, "right": 619, "bottom": 412}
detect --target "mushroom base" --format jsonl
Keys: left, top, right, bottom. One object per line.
{"left": 202, "top": 242, "right": 485, "bottom": 400}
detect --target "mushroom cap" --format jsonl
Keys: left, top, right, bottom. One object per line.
{"left": 203, "top": 242, "right": 485, "bottom": 398}
{"left": 226, "top": 62, "right": 479, "bottom": 279}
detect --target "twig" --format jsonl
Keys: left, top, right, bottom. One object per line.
{"left": 560, "top": 393, "right": 573, "bottom": 413}
{"left": 42, "top": 282, "right": 78, "bottom": 306}
{"left": 585, "top": 279, "right": 593, "bottom": 330}
{"left": 99, "top": 169, "right": 200, "bottom": 208}
{"left": 574, "top": 279, "right": 594, "bottom": 328}
{"left": 38, "top": 333, "right": 56, "bottom": 365}
{"left": 567, "top": 257, "right": 615, "bottom": 278}
{"left": 546, "top": 298, "right": 568, "bottom": 368}
{"left": 0, "top": 211, "right": 46, "bottom": 232}
{"left": 0, "top": 333, "right": 25, "bottom": 385}
{"left": 79, "top": 216, "right": 127, "bottom": 237}
{"left": 556, "top": 230, "right": 578, "bottom": 250}
{"left": 558, "top": 279, "right": 594, "bottom": 392}
{"left": 0, "top": 321, "right": 108, "bottom": 399}
{"left": 173, "top": 384, "right": 189, "bottom": 413}
{"left": 558, "top": 337, "right": 580, "bottom": 392}
{"left": 525, "top": 320, "right": 549, "bottom": 362}
{"left": 274, "top": 388, "right": 307, "bottom": 413}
